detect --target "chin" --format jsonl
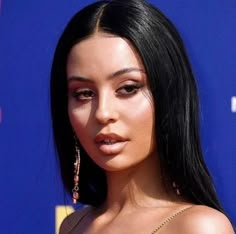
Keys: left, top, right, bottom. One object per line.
{"left": 94, "top": 156, "right": 146, "bottom": 173}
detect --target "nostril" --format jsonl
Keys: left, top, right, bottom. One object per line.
{"left": 95, "top": 111, "right": 117, "bottom": 124}
{"left": 95, "top": 103, "right": 118, "bottom": 124}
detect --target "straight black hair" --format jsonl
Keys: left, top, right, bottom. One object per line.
{"left": 51, "top": 0, "right": 224, "bottom": 211}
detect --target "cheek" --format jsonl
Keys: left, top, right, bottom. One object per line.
{"left": 68, "top": 103, "right": 91, "bottom": 135}
{"left": 127, "top": 93, "right": 155, "bottom": 145}
{"left": 128, "top": 93, "right": 154, "bottom": 126}
{"left": 137, "top": 105, "right": 154, "bottom": 135}
{"left": 135, "top": 98, "right": 157, "bottom": 157}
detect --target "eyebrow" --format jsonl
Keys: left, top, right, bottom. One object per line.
{"left": 67, "top": 67, "right": 145, "bottom": 83}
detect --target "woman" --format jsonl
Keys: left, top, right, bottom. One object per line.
{"left": 51, "top": 0, "right": 234, "bottom": 233}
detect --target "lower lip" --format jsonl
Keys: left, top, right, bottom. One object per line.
{"left": 96, "top": 141, "right": 127, "bottom": 155}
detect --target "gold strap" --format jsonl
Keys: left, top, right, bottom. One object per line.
{"left": 150, "top": 206, "right": 193, "bottom": 234}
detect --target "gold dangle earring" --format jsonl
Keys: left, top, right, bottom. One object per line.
{"left": 72, "top": 135, "right": 80, "bottom": 204}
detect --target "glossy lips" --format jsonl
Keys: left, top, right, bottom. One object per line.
{"left": 95, "top": 133, "right": 128, "bottom": 155}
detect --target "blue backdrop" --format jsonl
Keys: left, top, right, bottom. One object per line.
{"left": 0, "top": 1, "right": 235, "bottom": 233}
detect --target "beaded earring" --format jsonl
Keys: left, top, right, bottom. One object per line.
{"left": 72, "top": 136, "right": 80, "bottom": 204}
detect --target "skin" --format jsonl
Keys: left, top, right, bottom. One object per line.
{"left": 67, "top": 33, "right": 156, "bottom": 173}
{"left": 64, "top": 32, "right": 234, "bottom": 234}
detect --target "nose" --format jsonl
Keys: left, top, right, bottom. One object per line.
{"left": 95, "top": 93, "right": 118, "bottom": 124}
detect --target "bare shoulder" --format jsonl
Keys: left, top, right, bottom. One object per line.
{"left": 169, "top": 205, "right": 235, "bottom": 234}
{"left": 59, "top": 206, "right": 92, "bottom": 234}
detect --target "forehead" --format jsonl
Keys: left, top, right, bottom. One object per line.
{"left": 66, "top": 32, "right": 145, "bottom": 75}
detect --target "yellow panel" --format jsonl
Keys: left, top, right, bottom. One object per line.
{"left": 55, "top": 205, "right": 75, "bottom": 234}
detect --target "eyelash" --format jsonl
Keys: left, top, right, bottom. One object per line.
{"left": 71, "top": 89, "right": 94, "bottom": 101}
{"left": 116, "top": 84, "right": 141, "bottom": 96}
{"left": 71, "top": 84, "right": 141, "bottom": 101}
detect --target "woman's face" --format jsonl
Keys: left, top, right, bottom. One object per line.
{"left": 67, "top": 32, "right": 157, "bottom": 171}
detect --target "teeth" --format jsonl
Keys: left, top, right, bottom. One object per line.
{"left": 102, "top": 139, "right": 117, "bottom": 144}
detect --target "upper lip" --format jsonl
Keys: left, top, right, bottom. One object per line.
{"left": 95, "top": 133, "right": 127, "bottom": 143}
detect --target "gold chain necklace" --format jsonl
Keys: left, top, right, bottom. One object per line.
{"left": 75, "top": 206, "right": 192, "bottom": 233}
{"left": 150, "top": 206, "right": 193, "bottom": 234}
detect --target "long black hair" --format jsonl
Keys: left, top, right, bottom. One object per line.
{"left": 51, "top": 0, "right": 223, "bottom": 211}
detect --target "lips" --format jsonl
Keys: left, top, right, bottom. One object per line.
{"left": 94, "top": 133, "right": 128, "bottom": 155}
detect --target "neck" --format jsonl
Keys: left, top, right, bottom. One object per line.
{"left": 102, "top": 154, "right": 174, "bottom": 213}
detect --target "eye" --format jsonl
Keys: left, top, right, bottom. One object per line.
{"left": 116, "top": 84, "right": 141, "bottom": 96}
{"left": 71, "top": 89, "right": 95, "bottom": 101}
